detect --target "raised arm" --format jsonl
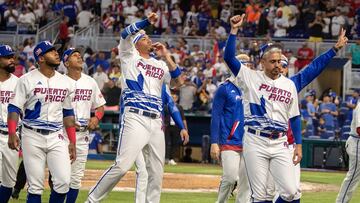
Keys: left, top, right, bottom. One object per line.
{"left": 224, "top": 15, "right": 246, "bottom": 76}
{"left": 290, "top": 28, "right": 348, "bottom": 92}
{"left": 119, "top": 12, "right": 158, "bottom": 55}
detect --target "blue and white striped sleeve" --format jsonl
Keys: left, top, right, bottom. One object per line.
{"left": 161, "top": 84, "right": 185, "bottom": 130}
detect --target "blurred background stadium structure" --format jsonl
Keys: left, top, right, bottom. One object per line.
{"left": 1, "top": 0, "right": 360, "bottom": 169}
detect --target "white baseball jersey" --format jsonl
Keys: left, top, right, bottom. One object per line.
{"left": 0, "top": 74, "right": 18, "bottom": 131}
{"left": 10, "top": 69, "right": 74, "bottom": 131}
{"left": 117, "top": 35, "right": 170, "bottom": 114}
{"left": 233, "top": 64, "right": 300, "bottom": 132}
{"left": 65, "top": 73, "right": 106, "bottom": 127}
{"left": 350, "top": 101, "right": 360, "bottom": 136}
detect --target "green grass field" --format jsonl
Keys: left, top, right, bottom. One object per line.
{"left": 9, "top": 160, "right": 360, "bottom": 203}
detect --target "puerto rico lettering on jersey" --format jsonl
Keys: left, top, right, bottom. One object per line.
{"left": 73, "top": 89, "right": 92, "bottom": 102}
{"left": 258, "top": 84, "right": 292, "bottom": 104}
{"left": 136, "top": 61, "right": 164, "bottom": 80}
{"left": 33, "top": 87, "right": 68, "bottom": 102}
{"left": 0, "top": 91, "right": 15, "bottom": 103}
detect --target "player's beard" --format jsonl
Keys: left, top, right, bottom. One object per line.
{"left": 4, "top": 63, "right": 15, "bottom": 73}
{"left": 45, "top": 60, "right": 60, "bottom": 68}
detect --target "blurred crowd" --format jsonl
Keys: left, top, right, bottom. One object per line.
{"left": 301, "top": 88, "right": 359, "bottom": 140}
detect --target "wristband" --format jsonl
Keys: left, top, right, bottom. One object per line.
{"left": 66, "top": 126, "right": 76, "bottom": 144}
{"left": 333, "top": 46, "right": 339, "bottom": 52}
{"left": 95, "top": 111, "right": 104, "bottom": 121}
{"left": 170, "top": 67, "right": 181, "bottom": 78}
{"left": 8, "top": 120, "right": 17, "bottom": 135}
{"left": 357, "top": 127, "right": 360, "bottom": 136}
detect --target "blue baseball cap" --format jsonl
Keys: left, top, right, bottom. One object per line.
{"left": 0, "top": 45, "right": 15, "bottom": 57}
{"left": 62, "top": 47, "right": 84, "bottom": 63}
{"left": 259, "top": 43, "right": 282, "bottom": 58}
{"left": 33, "top": 41, "right": 61, "bottom": 62}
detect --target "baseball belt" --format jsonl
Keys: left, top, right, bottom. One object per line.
{"left": 128, "top": 107, "right": 160, "bottom": 119}
{"left": 247, "top": 127, "right": 286, "bottom": 139}
{"left": 23, "top": 124, "right": 57, "bottom": 135}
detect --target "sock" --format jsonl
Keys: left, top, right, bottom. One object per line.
{"left": 27, "top": 193, "right": 41, "bottom": 203}
{"left": 66, "top": 188, "right": 79, "bottom": 203}
{"left": 0, "top": 186, "right": 12, "bottom": 203}
{"left": 49, "top": 189, "right": 66, "bottom": 203}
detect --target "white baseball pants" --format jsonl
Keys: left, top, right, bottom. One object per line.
{"left": 0, "top": 134, "right": 18, "bottom": 188}
{"left": 87, "top": 109, "right": 165, "bottom": 203}
{"left": 336, "top": 136, "right": 360, "bottom": 203}
{"left": 216, "top": 150, "right": 250, "bottom": 203}
{"left": 69, "top": 131, "right": 89, "bottom": 189}
{"left": 22, "top": 127, "right": 71, "bottom": 195}
{"left": 266, "top": 144, "right": 302, "bottom": 201}
{"left": 243, "top": 132, "right": 299, "bottom": 202}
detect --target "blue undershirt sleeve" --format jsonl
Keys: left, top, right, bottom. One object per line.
{"left": 290, "top": 115, "right": 302, "bottom": 144}
{"left": 224, "top": 34, "right": 241, "bottom": 76}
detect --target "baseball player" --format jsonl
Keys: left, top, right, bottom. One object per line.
{"left": 0, "top": 45, "right": 19, "bottom": 203}
{"left": 134, "top": 85, "right": 188, "bottom": 203}
{"left": 336, "top": 100, "right": 360, "bottom": 203}
{"left": 62, "top": 47, "right": 106, "bottom": 203}
{"left": 224, "top": 14, "right": 302, "bottom": 202}
{"left": 7, "top": 41, "right": 76, "bottom": 203}
{"left": 210, "top": 54, "right": 252, "bottom": 203}
{"left": 265, "top": 29, "right": 348, "bottom": 202}
{"left": 87, "top": 12, "right": 188, "bottom": 203}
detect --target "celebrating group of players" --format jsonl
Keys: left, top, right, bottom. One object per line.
{"left": 0, "top": 11, "right": 358, "bottom": 203}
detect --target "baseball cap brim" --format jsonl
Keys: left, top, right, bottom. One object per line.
{"left": 62, "top": 47, "right": 85, "bottom": 63}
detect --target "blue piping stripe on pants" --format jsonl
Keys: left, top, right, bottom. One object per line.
{"left": 341, "top": 139, "right": 359, "bottom": 203}
{"left": 88, "top": 112, "right": 126, "bottom": 196}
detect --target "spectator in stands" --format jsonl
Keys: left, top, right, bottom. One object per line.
{"left": 26, "top": 58, "right": 36, "bottom": 72}
{"left": 17, "top": 44, "right": 27, "bottom": 67}
{"left": 18, "top": 5, "right": 36, "bottom": 31}
{"left": 192, "top": 69, "right": 204, "bottom": 88}
{"left": 94, "top": 51, "right": 110, "bottom": 73}
{"left": 322, "top": 11, "right": 331, "bottom": 39}
{"left": 257, "top": 5, "right": 270, "bottom": 37}
{"left": 277, "top": 0, "right": 292, "bottom": 22}
{"left": 88, "top": 130, "right": 103, "bottom": 154}
{"left": 23, "top": 37, "right": 35, "bottom": 60}
{"left": 171, "top": 3, "right": 183, "bottom": 25}
{"left": 196, "top": 78, "right": 211, "bottom": 111}
{"left": 246, "top": 3, "right": 261, "bottom": 25}
{"left": 331, "top": 8, "right": 345, "bottom": 38}
{"left": 214, "top": 20, "right": 227, "bottom": 38}
{"left": 123, "top": 0, "right": 138, "bottom": 26}
{"left": 317, "top": 117, "right": 326, "bottom": 137}
{"left": 164, "top": 90, "right": 187, "bottom": 166}
{"left": 284, "top": 49, "right": 296, "bottom": 76}
{"left": 219, "top": 1, "right": 231, "bottom": 32}
{"left": 179, "top": 75, "right": 197, "bottom": 112}
{"left": 102, "top": 11, "right": 115, "bottom": 33}
{"left": 287, "top": 2, "right": 299, "bottom": 33}
{"left": 319, "top": 94, "right": 338, "bottom": 139}
{"left": 185, "top": 5, "right": 198, "bottom": 27}
{"left": 59, "top": 16, "right": 70, "bottom": 51}
{"left": 308, "top": 11, "right": 325, "bottom": 42}
{"left": 154, "top": 3, "right": 168, "bottom": 34}
{"left": 273, "top": 10, "right": 289, "bottom": 37}
{"left": 348, "top": 38, "right": 360, "bottom": 70}
{"left": 4, "top": 4, "right": 18, "bottom": 31}
{"left": 93, "top": 66, "right": 109, "bottom": 91}
{"left": 296, "top": 42, "right": 314, "bottom": 71}
{"left": 109, "top": 63, "right": 121, "bottom": 86}
{"left": 62, "top": 0, "right": 78, "bottom": 26}
{"left": 13, "top": 57, "right": 25, "bottom": 77}
{"left": 103, "top": 79, "right": 121, "bottom": 110}
{"left": 213, "top": 56, "right": 228, "bottom": 82}
{"left": 203, "top": 60, "right": 215, "bottom": 78}
{"left": 197, "top": 6, "right": 211, "bottom": 36}
{"left": 346, "top": 89, "right": 359, "bottom": 121}
{"left": 77, "top": 6, "right": 94, "bottom": 29}
{"left": 305, "top": 92, "right": 316, "bottom": 132}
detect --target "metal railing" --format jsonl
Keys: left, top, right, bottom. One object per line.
{"left": 72, "top": 18, "right": 100, "bottom": 48}
{"left": 36, "top": 16, "right": 62, "bottom": 43}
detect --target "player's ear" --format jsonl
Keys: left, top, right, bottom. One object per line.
{"left": 38, "top": 56, "right": 45, "bottom": 64}
{"left": 64, "top": 61, "right": 69, "bottom": 67}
